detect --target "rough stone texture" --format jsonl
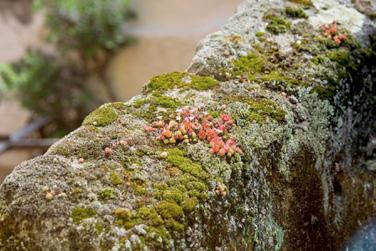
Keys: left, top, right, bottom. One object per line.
{"left": 0, "top": 0, "right": 375, "bottom": 250}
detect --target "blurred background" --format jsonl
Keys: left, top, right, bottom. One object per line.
{"left": 0, "top": 0, "right": 242, "bottom": 182}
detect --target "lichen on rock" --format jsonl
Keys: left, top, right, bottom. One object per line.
{"left": 0, "top": 0, "right": 375, "bottom": 250}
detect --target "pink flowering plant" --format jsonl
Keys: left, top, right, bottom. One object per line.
{"left": 320, "top": 20, "right": 348, "bottom": 46}
{"left": 145, "top": 106, "right": 242, "bottom": 158}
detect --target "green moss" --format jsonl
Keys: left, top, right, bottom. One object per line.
{"left": 231, "top": 52, "right": 266, "bottom": 77}
{"left": 145, "top": 72, "right": 218, "bottom": 93}
{"left": 114, "top": 208, "right": 132, "bottom": 220}
{"left": 156, "top": 200, "right": 184, "bottom": 220}
{"left": 166, "top": 148, "right": 209, "bottom": 180}
{"left": 123, "top": 218, "right": 142, "bottom": 229}
{"left": 98, "top": 187, "right": 116, "bottom": 200}
{"left": 132, "top": 94, "right": 182, "bottom": 121}
{"left": 285, "top": 7, "right": 307, "bottom": 18}
{"left": 137, "top": 207, "right": 164, "bottom": 226}
{"left": 247, "top": 99, "right": 286, "bottom": 123}
{"left": 150, "top": 94, "right": 182, "bottom": 109}
{"left": 71, "top": 207, "right": 96, "bottom": 224}
{"left": 181, "top": 197, "right": 198, "bottom": 212}
{"left": 165, "top": 219, "right": 185, "bottom": 232}
{"left": 161, "top": 188, "right": 184, "bottom": 203}
{"left": 251, "top": 71, "right": 301, "bottom": 86}
{"left": 108, "top": 102, "right": 127, "bottom": 111}
{"left": 94, "top": 223, "right": 105, "bottom": 233}
{"left": 83, "top": 106, "right": 118, "bottom": 127}
{"left": 52, "top": 145, "right": 71, "bottom": 157}
{"left": 326, "top": 49, "right": 351, "bottom": 66}
{"left": 210, "top": 111, "right": 220, "bottom": 118}
{"left": 264, "top": 14, "right": 291, "bottom": 34}
{"left": 289, "top": 0, "right": 313, "bottom": 8}
{"left": 131, "top": 182, "right": 148, "bottom": 196}
{"left": 110, "top": 172, "right": 123, "bottom": 186}
{"left": 255, "top": 31, "right": 265, "bottom": 37}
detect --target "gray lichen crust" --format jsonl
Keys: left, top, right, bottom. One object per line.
{"left": 0, "top": 0, "right": 375, "bottom": 250}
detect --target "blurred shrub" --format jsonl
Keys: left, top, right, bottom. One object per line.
{"left": 33, "top": 0, "right": 135, "bottom": 57}
{"left": 0, "top": 0, "right": 135, "bottom": 135}
{"left": 0, "top": 51, "right": 100, "bottom": 134}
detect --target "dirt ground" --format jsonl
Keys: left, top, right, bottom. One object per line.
{"left": 0, "top": 0, "right": 241, "bottom": 182}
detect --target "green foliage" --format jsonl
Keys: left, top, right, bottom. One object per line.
{"left": 34, "top": 0, "right": 134, "bottom": 57}
{"left": 0, "top": 51, "right": 95, "bottom": 132}
{"left": 0, "top": 1, "right": 136, "bottom": 135}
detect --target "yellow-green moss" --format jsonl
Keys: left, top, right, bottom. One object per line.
{"left": 181, "top": 197, "right": 198, "bottom": 212}
{"left": 83, "top": 106, "right": 118, "bottom": 127}
{"left": 249, "top": 71, "right": 304, "bottom": 86}
{"left": 98, "top": 187, "right": 116, "bottom": 200}
{"left": 166, "top": 148, "right": 209, "bottom": 180}
{"left": 231, "top": 52, "right": 266, "bottom": 77}
{"left": 110, "top": 172, "right": 123, "bottom": 186}
{"left": 156, "top": 200, "right": 184, "bottom": 220}
{"left": 289, "top": 0, "right": 313, "bottom": 8}
{"left": 255, "top": 31, "right": 265, "bottom": 37}
{"left": 137, "top": 207, "right": 164, "bottom": 226}
{"left": 247, "top": 99, "right": 286, "bottom": 123}
{"left": 145, "top": 72, "right": 218, "bottom": 93}
{"left": 264, "top": 14, "right": 292, "bottom": 34}
{"left": 161, "top": 188, "right": 184, "bottom": 203}
{"left": 108, "top": 102, "right": 127, "bottom": 111}
{"left": 326, "top": 49, "right": 351, "bottom": 66}
{"left": 132, "top": 183, "right": 148, "bottom": 196}
{"left": 285, "top": 7, "right": 307, "bottom": 18}
{"left": 71, "top": 207, "right": 96, "bottom": 224}
{"left": 132, "top": 94, "right": 182, "bottom": 121}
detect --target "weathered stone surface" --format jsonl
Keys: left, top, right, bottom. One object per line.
{"left": 0, "top": 0, "right": 375, "bottom": 250}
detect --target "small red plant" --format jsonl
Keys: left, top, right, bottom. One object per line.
{"left": 146, "top": 106, "right": 242, "bottom": 158}
{"left": 320, "top": 20, "right": 347, "bottom": 45}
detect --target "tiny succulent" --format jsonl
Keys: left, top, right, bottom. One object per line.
{"left": 320, "top": 20, "right": 348, "bottom": 45}
{"left": 145, "top": 106, "right": 242, "bottom": 158}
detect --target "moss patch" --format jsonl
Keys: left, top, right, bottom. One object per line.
{"left": 132, "top": 94, "right": 182, "bottom": 121}
{"left": 98, "top": 187, "right": 116, "bottom": 200}
{"left": 285, "top": 7, "right": 307, "bottom": 18}
{"left": 166, "top": 148, "right": 209, "bottom": 180}
{"left": 247, "top": 99, "right": 286, "bottom": 123}
{"left": 145, "top": 72, "right": 218, "bottom": 93}
{"left": 83, "top": 106, "right": 118, "bottom": 127}
{"left": 289, "top": 0, "right": 313, "bottom": 8}
{"left": 264, "top": 14, "right": 292, "bottom": 34}
{"left": 231, "top": 52, "right": 266, "bottom": 77}
{"left": 71, "top": 207, "right": 97, "bottom": 224}
{"left": 110, "top": 172, "right": 123, "bottom": 186}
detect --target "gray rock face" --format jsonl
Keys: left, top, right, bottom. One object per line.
{"left": 0, "top": 0, "right": 375, "bottom": 250}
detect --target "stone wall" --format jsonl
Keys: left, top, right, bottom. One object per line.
{"left": 0, "top": 0, "right": 375, "bottom": 250}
